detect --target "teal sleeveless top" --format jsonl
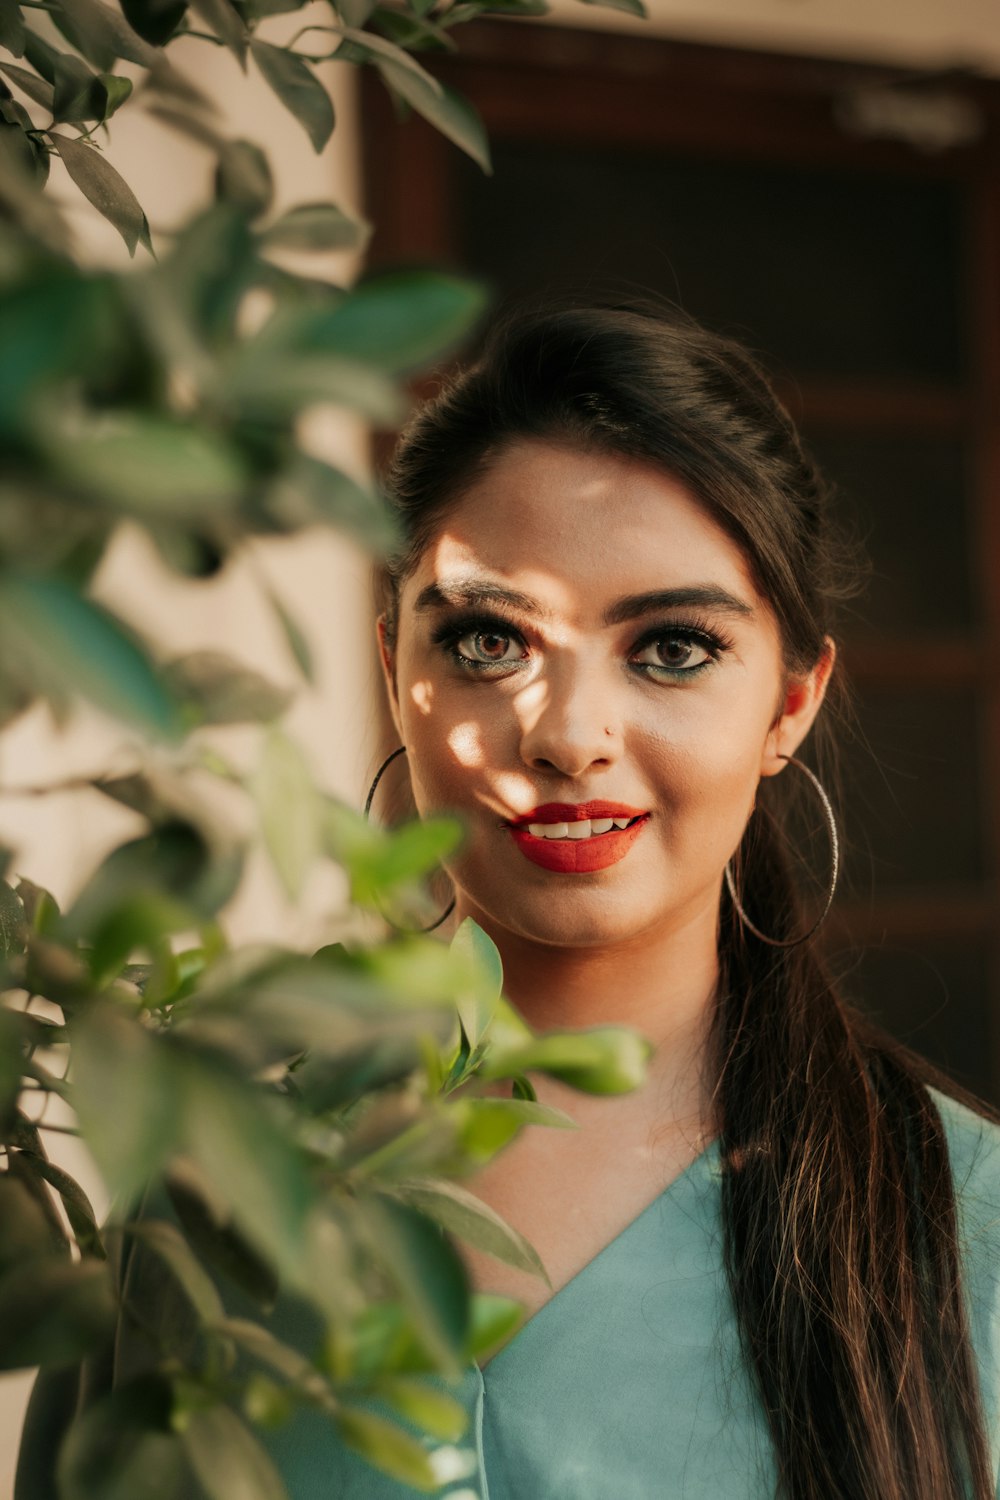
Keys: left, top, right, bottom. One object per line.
{"left": 263, "top": 1089, "right": 1000, "bottom": 1498}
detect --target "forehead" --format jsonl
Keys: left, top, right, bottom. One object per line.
{"left": 401, "top": 440, "right": 771, "bottom": 627}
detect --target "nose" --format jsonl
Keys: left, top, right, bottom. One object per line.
{"left": 518, "top": 662, "right": 620, "bottom": 778}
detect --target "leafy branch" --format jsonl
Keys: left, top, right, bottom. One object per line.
{"left": 1, "top": 0, "right": 649, "bottom": 1492}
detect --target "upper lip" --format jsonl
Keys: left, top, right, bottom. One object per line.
{"left": 508, "top": 801, "right": 648, "bottom": 827}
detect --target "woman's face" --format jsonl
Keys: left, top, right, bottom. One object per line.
{"left": 380, "top": 440, "right": 834, "bottom": 951}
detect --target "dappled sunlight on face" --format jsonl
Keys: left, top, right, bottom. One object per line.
{"left": 387, "top": 439, "right": 805, "bottom": 951}
{"left": 409, "top": 679, "right": 434, "bottom": 716}
{"left": 446, "top": 720, "right": 484, "bottom": 768}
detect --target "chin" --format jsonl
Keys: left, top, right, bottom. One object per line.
{"left": 458, "top": 872, "right": 666, "bottom": 950}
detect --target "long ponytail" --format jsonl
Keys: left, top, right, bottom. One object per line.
{"left": 715, "top": 804, "right": 995, "bottom": 1499}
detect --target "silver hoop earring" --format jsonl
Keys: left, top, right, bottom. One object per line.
{"left": 364, "top": 746, "right": 456, "bottom": 934}
{"left": 724, "top": 753, "right": 839, "bottom": 949}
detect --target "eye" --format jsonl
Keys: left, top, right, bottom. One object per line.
{"left": 455, "top": 629, "right": 526, "bottom": 665}
{"left": 630, "top": 630, "right": 715, "bottom": 673}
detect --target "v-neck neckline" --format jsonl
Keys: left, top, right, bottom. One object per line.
{"left": 475, "top": 1132, "right": 721, "bottom": 1375}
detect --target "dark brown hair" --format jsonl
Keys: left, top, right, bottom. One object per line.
{"left": 382, "top": 302, "right": 996, "bottom": 1500}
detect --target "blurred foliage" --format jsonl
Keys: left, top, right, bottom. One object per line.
{"left": 0, "top": 0, "right": 650, "bottom": 1494}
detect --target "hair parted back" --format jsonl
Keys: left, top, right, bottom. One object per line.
{"left": 383, "top": 301, "right": 996, "bottom": 1500}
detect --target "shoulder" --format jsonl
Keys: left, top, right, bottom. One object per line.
{"left": 930, "top": 1086, "right": 1000, "bottom": 1220}
{"left": 929, "top": 1089, "right": 1000, "bottom": 1454}
{"left": 930, "top": 1087, "right": 1000, "bottom": 1328}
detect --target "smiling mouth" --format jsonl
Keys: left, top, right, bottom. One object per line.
{"left": 524, "top": 815, "right": 641, "bottom": 841}
{"left": 506, "top": 803, "right": 650, "bottom": 873}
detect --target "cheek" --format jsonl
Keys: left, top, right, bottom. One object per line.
{"left": 396, "top": 677, "right": 517, "bottom": 815}
{"left": 638, "top": 691, "right": 768, "bottom": 833}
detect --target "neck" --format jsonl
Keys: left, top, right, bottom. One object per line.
{"left": 457, "top": 891, "right": 722, "bottom": 1134}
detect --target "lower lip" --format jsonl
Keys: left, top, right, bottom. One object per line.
{"left": 508, "top": 817, "right": 649, "bottom": 873}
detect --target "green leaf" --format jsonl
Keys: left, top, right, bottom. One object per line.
{"left": 220, "top": 348, "right": 401, "bottom": 425}
{"left": 452, "top": 1097, "right": 522, "bottom": 1163}
{"left": 251, "top": 41, "right": 334, "bottom": 153}
{"left": 483, "top": 1026, "right": 653, "bottom": 1094}
{"left": 17, "top": 877, "right": 61, "bottom": 935}
{"left": 215, "top": 1317, "right": 335, "bottom": 1406}
{"left": 251, "top": 727, "right": 320, "bottom": 901}
{"left": 335, "top": 1407, "right": 438, "bottom": 1491}
{"left": 52, "top": 53, "right": 102, "bottom": 123}
{"left": 215, "top": 138, "right": 273, "bottom": 217}
{"left": 0, "top": 59, "right": 55, "bottom": 110}
{"left": 56, "top": 1376, "right": 187, "bottom": 1500}
{"left": 263, "top": 584, "right": 313, "bottom": 682}
{"left": 396, "top": 1178, "right": 548, "bottom": 1280}
{"left": 125, "top": 1219, "right": 225, "bottom": 1325}
{"left": 100, "top": 72, "right": 132, "bottom": 121}
{"left": 450, "top": 917, "right": 502, "bottom": 1050}
{"left": 163, "top": 651, "right": 293, "bottom": 727}
{"left": 264, "top": 454, "right": 394, "bottom": 549}
{"left": 374, "top": 1375, "right": 468, "bottom": 1442}
{"left": 371, "top": 817, "right": 463, "bottom": 890}
{"left": 0, "top": 268, "right": 108, "bottom": 434}
{"left": 375, "top": 57, "right": 490, "bottom": 172}
{"left": 48, "top": 133, "right": 151, "bottom": 256}
{"left": 0, "top": 1009, "right": 22, "bottom": 1134}
{"left": 465, "top": 1292, "right": 522, "bottom": 1361}
{"left": 234, "top": 0, "right": 301, "bottom": 15}
{"left": 21, "top": 26, "right": 59, "bottom": 81}
{"left": 156, "top": 199, "right": 251, "bottom": 328}
{"left": 166, "top": 1171, "right": 278, "bottom": 1309}
{"left": 182, "top": 1064, "right": 314, "bottom": 1283}
{"left": 0, "top": 108, "right": 47, "bottom": 190}
{"left": 261, "top": 200, "right": 370, "bottom": 253}
{"left": 120, "top": 0, "right": 188, "bottom": 45}
{"left": 0, "top": 576, "right": 180, "bottom": 739}
{"left": 54, "top": 0, "right": 159, "bottom": 68}
{"left": 0, "top": 878, "right": 27, "bottom": 957}
{"left": 294, "top": 269, "right": 487, "bottom": 375}
{"left": 71, "top": 1005, "right": 179, "bottom": 1202}
{"left": 0, "top": 1175, "right": 62, "bottom": 1277}
{"left": 578, "top": 0, "right": 646, "bottom": 13}
{"left": 370, "top": 6, "right": 455, "bottom": 51}
{"left": 181, "top": 1404, "right": 290, "bottom": 1500}
{"left": 0, "top": 1256, "right": 115, "bottom": 1370}
{"left": 44, "top": 412, "right": 247, "bottom": 517}
{"left": 338, "top": 25, "right": 445, "bottom": 85}
{"left": 335, "top": 0, "right": 376, "bottom": 23}
{"left": 189, "top": 0, "right": 247, "bottom": 64}
{"left": 354, "top": 1196, "right": 469, "bottom": 1377}
{"left": 63, "top": 821, "right": 236, "bottom": 955}
{"left": 0, "top": 0, "right": 25, "bottom": 56}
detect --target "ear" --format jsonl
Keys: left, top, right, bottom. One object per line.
{"left": 760, "top": 636, "right": 837, "bottom": 777}
{"left": 377, "top": 616, "right": 404, "bottom": 740}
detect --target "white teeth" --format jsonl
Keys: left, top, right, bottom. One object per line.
{"left": 524, "top": 816, "right": 637, "bottom": 841}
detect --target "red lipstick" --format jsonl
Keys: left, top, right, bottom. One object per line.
{"left": 507, "top": 802, "right": 649, "bottom": 874}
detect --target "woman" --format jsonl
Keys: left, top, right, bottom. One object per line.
{"left": 348, "top": 302, "right": 1000, "bottom": 1499}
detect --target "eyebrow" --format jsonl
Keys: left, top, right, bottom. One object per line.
{"left": 414, "top": 578, "right": 756, "bottom": 625}
{"left": 413, "top": 580, "right": 553, "bottom": 618}
{"left": 603, "top": 587, "right": 757, "bottom": 625}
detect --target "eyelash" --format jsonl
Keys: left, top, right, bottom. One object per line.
{"left": 431, "top": 611, "right": 734, "bottom": 679}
